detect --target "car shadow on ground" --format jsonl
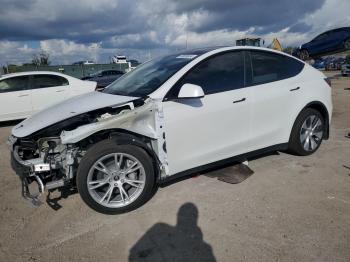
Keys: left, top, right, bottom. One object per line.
{"left": 46, "top": 186, "right": 78, "bottom": 211}
{"left": 44, "top": 151, "right": 281, "bottom": 211}
{"left": 160, "top": 151, "right": 281, "bottom": 187}
{"left": 128, "top": 202, "right": 216, "bottom": 262}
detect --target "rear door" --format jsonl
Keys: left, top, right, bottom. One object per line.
{"left": 247, "top": 50, "right": 305, "bottom": 149}
{"left": 163, "top": 51, "right": 254, "bottom": 175}
{"left": 0, "top": 76, "right": 32, "bottom": 121}
{"left": 30, "top": 74, "right": 70, "bottom": 113}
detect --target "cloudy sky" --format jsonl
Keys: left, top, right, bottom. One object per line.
{"left": 0, "top": 0, "right": 349, "bottom": 65}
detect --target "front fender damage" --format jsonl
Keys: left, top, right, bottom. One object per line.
{"left": 61, "top": 101, "right": 157, "bottom": 143}
{"left": 11, "top": 98, "right": 170, "bottom": 206}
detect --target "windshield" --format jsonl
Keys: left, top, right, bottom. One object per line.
{"left": 103, "top": 53, "right": 200, "bottom": 97}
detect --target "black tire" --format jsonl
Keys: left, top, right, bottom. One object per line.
{"left": 344, "top": 39, "right": 350, "bottom": 49}
{"left": 299, "top": 49, "right": 309, "bottom": 61}
{"left": 77, "top": 140, "right": 156, "bottom": 214}
{"left": 288, "top": 108, "right": 325, "bottom": 156}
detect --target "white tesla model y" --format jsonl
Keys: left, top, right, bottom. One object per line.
{"left": 8, "top": 46, "right": 332, "bottom": 214}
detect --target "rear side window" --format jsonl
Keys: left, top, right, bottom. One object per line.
{"left": 32, "top": 75, "right": 69, "bottom": 89}
{"left": 0, "top": 76, "right": 29, "bottom": 93}
{"left": 167, "top": 51, "right": 245, "bottom": 97}
{"left": 248, "top": 51, "right": 304, "bottom": 86}
{"left": 314, "top": 33, "right": 328, "bottom": 41}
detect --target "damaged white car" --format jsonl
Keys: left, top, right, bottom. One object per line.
{"left": 8, "top": 46, "right": 332, "bottom": 214}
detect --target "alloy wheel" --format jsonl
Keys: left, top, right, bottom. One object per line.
{"left": 299, "top": 115, "right": 323, "bottom": 151}
{"left": 87, "top": 153, "right": 146, "bottom": 208}
{"left": 344, "top": 39, "right": 350, "bottom": 49}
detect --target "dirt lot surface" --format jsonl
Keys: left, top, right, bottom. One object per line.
{"left": 0, "top": 71, "right": 349, "bottom": 262}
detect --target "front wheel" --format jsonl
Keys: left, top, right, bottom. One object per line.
{"left": 77, "top": 140, "right": 156, "bottom": 214}
{"left": 288, "top": 108, "right": 325, "bottom": 156}
{"left": 299, "top": 49, "right": 309, "bottom": 61}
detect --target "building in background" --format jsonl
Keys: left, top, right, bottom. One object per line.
{"left": 236, "top": 37, "right": 262, "bottom": 47}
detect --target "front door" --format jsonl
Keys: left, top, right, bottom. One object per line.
{"left": 163, "top": 51, "right": 253, "bottom": 175}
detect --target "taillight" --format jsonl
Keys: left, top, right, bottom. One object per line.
{"left": 324, "top": 78, "right": 332, "bottom": 87}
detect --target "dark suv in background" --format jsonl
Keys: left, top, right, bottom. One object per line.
{"left": 298, "top": 27, "right": 350, "bottom": 60}
{"left": 82, "top": 70, "right": 124, "bottom": 90}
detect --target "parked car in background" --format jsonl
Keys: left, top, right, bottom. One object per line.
{"left": 81, "top": 70, "right": 124, "bottom": 90}
{"left": 342, "top": 57, "right": 350, "bottom": 76}
{"left": 325, "top": 57, "right": 345, "bottom": 71}
{"left": 297, "top": 27, "right": 350, "bottom": 60}
{"left": 312, "top": 59, "right": 326, "bottom": 70}
{"left": 128, "top": 59, "right": 141, "bottom": 67}
{"left": 0, "top": 71, "right": 96, "bottom": 121}
{"left": 9, "top": 47, "right": 332, "bottom": 214}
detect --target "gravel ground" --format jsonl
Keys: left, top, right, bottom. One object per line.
{"left": 0, "top": 71, "right": 349, "bottom": 262}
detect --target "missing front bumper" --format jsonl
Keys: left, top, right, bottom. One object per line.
{"left": 11, "top": 147, "right": 48, "bottom": 206}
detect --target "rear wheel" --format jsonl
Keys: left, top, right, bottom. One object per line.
{"left": 77, "top": 140, "right": 156, "bottom": 214}
{"left": 289, "top": 108, "right": 325, "bottom": 156}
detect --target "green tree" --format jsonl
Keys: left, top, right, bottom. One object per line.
{"left": 31, "top": 51, "right": 51, "bottom": 66}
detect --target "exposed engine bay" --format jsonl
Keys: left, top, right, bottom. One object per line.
{"left": 8, "top": 97, "right": 168, "bottom": 205}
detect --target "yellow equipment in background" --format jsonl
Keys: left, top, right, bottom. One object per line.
{"left": 270, "top": 38, "right": 282, "bottom": 51}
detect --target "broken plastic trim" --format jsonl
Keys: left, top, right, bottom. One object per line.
{"left": 60, "top": 98, "right": 170, "bottom": 177}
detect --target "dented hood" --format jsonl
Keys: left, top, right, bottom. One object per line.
{"left": 12, "top": 91, "right": 137, "bottom": 138}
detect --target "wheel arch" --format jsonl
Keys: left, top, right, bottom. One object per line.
{"left": 291, "top": 101, "right": 330, "bottom": 140}
{"left": 77, "top": 128, "right": 162, "bottom": 181}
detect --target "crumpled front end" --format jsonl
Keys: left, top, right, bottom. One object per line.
{"left": 8, "top": 98, "right": 169, "bottom": 205}
{"left": 8, "top": 134, "right": 80, "bottom": 205}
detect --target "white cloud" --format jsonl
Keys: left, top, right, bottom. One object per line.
{"left": 1, "top": 0, "right": 349, "bottom": 66}
{"left": 39, "top": 40, "right": 101, "bottom": 64}
{"left": 0, "top": 41, "right": 36, "bottom": 65}
{"left": 169, "top": 29, "right": 252, "bottom": 49}
{"left": 304, "top": 0, "right": 350, "bottom": 34}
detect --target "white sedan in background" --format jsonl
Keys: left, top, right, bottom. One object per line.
{"left": 0, "top": 71, "right": 97, "bottom": 121}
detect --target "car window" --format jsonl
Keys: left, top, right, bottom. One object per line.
{"left": 314, "top": 33, "right": 328, "bottom": 41}
{"left": 32, "top": 75, "right": 69, "bottom": 89}
{"left": 0, "top": 76, "right": 29, "bottom": 93}
{"left": 248, "top": 51, "right": 304, "bottom": 86}
{"left": 104, "top": 53, "right": 201, "bottom": 97}
{"left": 167, "top": 51, "right": 245, "bottom": 97}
